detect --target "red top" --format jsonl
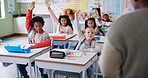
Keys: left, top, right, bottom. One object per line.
{"left": 26, "top": 10, "right": 51, "bottom": 48}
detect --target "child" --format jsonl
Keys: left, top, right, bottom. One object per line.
{"left": 17, "top": 1, "right": 51, "bottom": 78}
{"left": 53, "top": 27, "right": 102, "bottom": 78}
{"left": 76, "top": 27, "right": 102, "bottom": 53}
{"left": 45, "top": 2, "right": 73, "bottom": 34}
{"left": 77, "top": 27, "right": 102, "bottom": 78}
{"left": 91, "top": 8, "right": 102, "bottom": 22}
{"left": 102, "top": 14, "right": 112, "bottom": 22}
{"left": 85, "top": 17, "right": 105, "bottom": 36}
{"left": 80, "top": 12, "right": 88, "bottom": 21}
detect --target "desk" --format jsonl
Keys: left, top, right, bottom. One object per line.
{"left": 49, "top": 33, "right": 76, "bottom": 48}
{"left": 96, "top": 36, "right": 105, "bottom": 44}
{"left": 69, "top": 36, "right": 80, "bottom": 42}
{"left": 0, "top": 46, "right": 50, "bottom": 78}
{"left": 34, "top": 50, "right": 98, "bottom": 78}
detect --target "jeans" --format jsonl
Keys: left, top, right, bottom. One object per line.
{"left": 17, "top": 64, "right": 29, "bottom": 78}
{"left": 17, "top": 62, "right": 48, "bottom": 78}
{"left": 39, "top": 68, "right": 48, "bottom": 78}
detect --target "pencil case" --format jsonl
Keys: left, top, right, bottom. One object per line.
{"left": 4, "top": 45, "right": 31, "bottom": 53}
{"left": 49, "top": 50, "right": 66, "bottom": 59}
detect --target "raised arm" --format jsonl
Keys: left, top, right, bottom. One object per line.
{"left": 26, "top": 1, "right": 35, "bottom": 31}
{"left": 75, "top": 10, "right": 83, "bottom": 38}
{"left": 45, "top": 1, "right": 60, "bottom": 27}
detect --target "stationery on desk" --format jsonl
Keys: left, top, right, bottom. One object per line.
{"left": 96, "top": 36, "right": 105, "bottom": 43}
{"left": 51, "top": 49, "right": 84, "bottom": 58}
{"left": 48, "top": 33, "right": 76, "bottom": 40}
{"left": 67, "top": 50, "right": 83, "bottom": 58}
{"left": 4, "top": 44, "right": 32, "bottom": 53}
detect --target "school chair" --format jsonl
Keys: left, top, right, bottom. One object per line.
{"left": 50, "top": 38, "right": 54, "bottom": 50}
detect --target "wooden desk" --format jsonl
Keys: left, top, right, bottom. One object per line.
{"left": 49, "top": 33, "right": 76, "bottom": 48}
{"left": 34, "top": 50, "right": 98, "bottom": 78}
{"left": 0, "top": 47, "right": 50, "bottom": 78}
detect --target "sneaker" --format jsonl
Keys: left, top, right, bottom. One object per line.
{"left": 2, "top": 62, "right": 13, "bottom": 67}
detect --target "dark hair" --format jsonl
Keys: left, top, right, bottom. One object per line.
{"left": 85, "top": 18, "right": 97, "bottom": 29}
{"left": 103, "top": 14, "right": 109, "bottom": 17}
{"left": 59, "top": 15, "right": 73, "bottom": 30}
{"left": 92, "top": 8, "right": 101, "bottom": 17}
{"left": 30, "top": 16, "right": 45, "bottom": 27}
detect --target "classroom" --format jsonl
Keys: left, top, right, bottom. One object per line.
{"left": 0, "top": 0, "right": 148, "bottom": 78}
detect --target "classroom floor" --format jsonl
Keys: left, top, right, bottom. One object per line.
{"left": 0, "top": 36, "right": 65, "bottom": 78}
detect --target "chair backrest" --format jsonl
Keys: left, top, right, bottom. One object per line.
{"left": 50, "top": 38, "right": 54, "bottom": 50}
{"left": 74, "top": 36, "right": 84, "bottom": 50}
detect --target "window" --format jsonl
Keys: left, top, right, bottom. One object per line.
{"left": 0, "top": 0, "right": 1, "bottom": 18}
{"left": 0, "top": 0, "right": 5, "bottom": 19}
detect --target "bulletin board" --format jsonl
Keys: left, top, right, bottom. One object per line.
{"left": 104, "top": 0, "right": 121, "bottom": 16}
{"left": 34, "top": 0, "right": 103, "bottom": 17}
{"left": 7, "top": 0, "right": 15, "bottom": 14}
{"left": 87, "top": 0, "right": 103, "bottom": 13}
{"left": 50, "top": 0, "right": 87, "bottom": 17}
{"left": 122, "top": 0, "right": 134, "bottom": 15}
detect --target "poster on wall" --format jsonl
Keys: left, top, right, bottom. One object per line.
{"left": 122, "top": 0, "right": 134, "bottom": 15}
{"left": 51, "top": 0, "right": 70, "bottom": 17}
{"left": 7, "top": 0, "right": 15, "bottom": 14}
{"left": 87, "top": 0, "right": 103, "bottom": 13}
{"left": 104, "top": 0, "right": 121, "bottom": 16}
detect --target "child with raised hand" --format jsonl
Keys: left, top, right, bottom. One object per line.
{"left": 102, "top": 14, "right": 112, "bottom": 22}
{"left": 75, "top": 10, "right": 83, "bottom": 38}
{"left": 45, "top": 1, "right": 73, "bottom": 34}
{"left": 85, "top": 17, "right": 105, "bottom": 36}
{"left": 17, "top": 1, "right": 51, "bottom": 78}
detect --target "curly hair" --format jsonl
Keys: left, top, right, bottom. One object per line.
{"left": 30, "top": 16, "right": 45, "bottom": 27}
{"left": 59, "top": 15, "right": 73, "bottom": 30}
{"left": 85, "top": 18, "right": 97, "bottom": 29}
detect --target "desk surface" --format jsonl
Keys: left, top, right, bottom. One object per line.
{"left": 69, "top": 36, "right": 80, "bottom": 42}
{"left": 96, "top": 36, "right": 105, "bottom": 43}
{"left": 0, "top": 47, "right": 50, "bottom": 58}
{"left": 49, "top": 33, "right": 76, "bottom": 41}
{"left": 34, "top": 50, "right": 98, "bottom": 66}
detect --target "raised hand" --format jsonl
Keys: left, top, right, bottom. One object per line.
{"left": 29, "top": 1, "right": 35, "bottom": 11}
{"left": 45, "top": 0, "right": 51, "bottom": 9}
{"left": 75, "top": 10, "right": 80, "bottom": 16}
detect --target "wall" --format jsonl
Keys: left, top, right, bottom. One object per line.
{"left": 20, "top": 0, "right": 127, "bottom": 20}
{"left": 0, "top": 0, "right": 20, "bottom": 37}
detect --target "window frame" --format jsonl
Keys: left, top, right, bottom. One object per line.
{"left": 0, "top": 0, "right": 5, "bottom": 19}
